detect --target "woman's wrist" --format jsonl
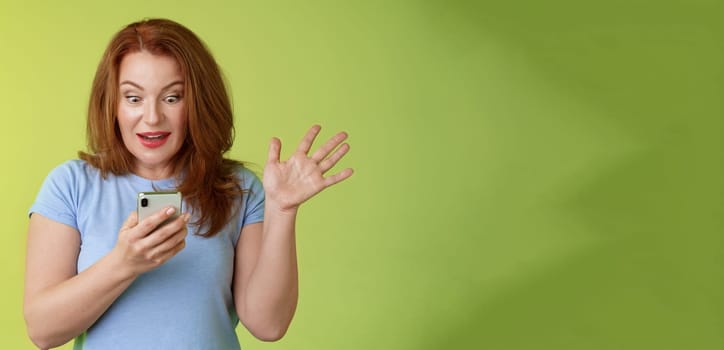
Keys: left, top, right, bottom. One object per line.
{"left": 106, "top": 248, "right": 140, "bottom": 283}
{"left": 264, "top": 199, "right": 299, "bottom": 218}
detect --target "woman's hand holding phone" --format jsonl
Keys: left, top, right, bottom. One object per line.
{"left": 113, "top": 206, "right": 190, "bottom": 277}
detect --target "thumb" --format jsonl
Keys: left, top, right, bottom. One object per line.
{"left": 120, "top": 211, "right": 138, "bottom": 232}
{"left": 267, "top": 137, "right": 281, "bottom": 164}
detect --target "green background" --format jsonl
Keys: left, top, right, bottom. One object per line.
{"left": 1, "top": 1, "right": 722, "bottom": 349}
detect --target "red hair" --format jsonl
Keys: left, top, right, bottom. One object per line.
{"left": 79, "top": 18, "right": 245, "bottom": 237}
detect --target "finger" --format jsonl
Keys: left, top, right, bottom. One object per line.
{"left": 141, "top": 213, "right": 189, "bottom": 248}
{"left": 323, "top": 168, "right": 354, "bottom": 188}
{"left": 267, "top": 137, "right": 281, "bottom": 164}
{"left": 151, "top": 238, "right": 186, "bottom": 265}
{"left": 295, "top": 124, "right": 322, "bottom": 155}
{"left": 311, "top": 131, "right": 348, "bottom": 162}
{"left": 319, "top": 143, "right": 350, "bottom": 173}
{"left": 149, "top": 227, "right": 187, "bottom": 262}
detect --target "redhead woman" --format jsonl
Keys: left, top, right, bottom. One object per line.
{"left": 24, "top": 18, "right": 352, "bottom": 350}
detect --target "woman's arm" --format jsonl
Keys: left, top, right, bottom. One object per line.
{"left": 233, "top": 125, "right": 352, "bottom": 341}
{"left": 233, "top": 213, "right": 298, "bottom": 341}
{"left": 24, "top": 208, "right": 188, "bottom": 349}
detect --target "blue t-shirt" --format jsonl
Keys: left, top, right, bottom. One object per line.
{"left": 29, "top": 160, "right": 264, "bottom": 350}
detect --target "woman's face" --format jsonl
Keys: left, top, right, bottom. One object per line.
{"left": 117, "top": 51, "right": 187, "bottom": 179}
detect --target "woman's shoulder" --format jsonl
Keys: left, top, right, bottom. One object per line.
{"left": 50, "top": 159, "right": 100, "bottom": 176}
{"left": 43, "top": 159, "right": 104, "bottom": 185}
{"left": 235, "top": 164, "right": 258, "bottom": 178}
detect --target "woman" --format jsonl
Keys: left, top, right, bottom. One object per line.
{"left": 24, "top": 18, "right": 352, "bottom": 350}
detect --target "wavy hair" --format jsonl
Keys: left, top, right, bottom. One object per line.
{"left": 79, "top": 18, "right": 244, "bottom": 237}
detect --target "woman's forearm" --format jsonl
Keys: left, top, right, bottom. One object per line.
{"left": 241, "top": 205, "right": 300, "bottom": 340}
{"left": 24, "top": 250, "right": 136, "bottom": 349}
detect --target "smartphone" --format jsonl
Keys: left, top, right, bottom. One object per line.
{"left": 137, "top": 191, "right": 182, "bottom": 226}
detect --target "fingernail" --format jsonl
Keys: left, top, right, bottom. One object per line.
{"left": 166, "top": 207, "right": 176, "bottom": 215}
{"left": 183, "top": 213, "right": 190, "bottom": 223}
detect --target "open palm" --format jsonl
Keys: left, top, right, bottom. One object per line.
{"left": 263, "top": 125, "right": 353, "bottom": 211}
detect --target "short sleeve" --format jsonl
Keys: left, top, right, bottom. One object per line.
{"left": 240, "top": 168, "right": 265, "bottom": 227}
{"left": 28, "top": 162, "right": 79, "bottom": 230}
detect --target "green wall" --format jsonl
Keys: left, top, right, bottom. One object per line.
{"left": 1, "top": 1, "right": 721, "bottom": 349}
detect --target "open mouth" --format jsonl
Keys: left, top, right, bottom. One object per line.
{"left": 137, "top": 132, "right": 171, "bottom": 148}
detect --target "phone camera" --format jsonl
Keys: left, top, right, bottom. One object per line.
{"left": 141, "top": 198, "right": 148, "bottom": 207}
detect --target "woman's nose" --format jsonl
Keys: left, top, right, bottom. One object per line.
{"left": 143, "top": 101, "right": 162, "bottom": 125}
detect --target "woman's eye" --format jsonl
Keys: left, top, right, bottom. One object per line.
{"left": 126, "top": 96, "right": 141, "bottom": 103}
{"left": 165, "top": 95, "right": 181, "bottom": 104}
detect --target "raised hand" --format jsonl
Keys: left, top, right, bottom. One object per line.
{"left": 263, "top": 125, "right": 353, "bottom": 212}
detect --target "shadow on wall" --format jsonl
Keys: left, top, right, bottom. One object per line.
{"left": 418, "top": 145, "right": 723, "bottom": 349}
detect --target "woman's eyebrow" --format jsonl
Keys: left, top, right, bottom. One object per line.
{"left": 119, "top": 80, "right": 144, "bottom": 90}
{"left": 119, "top": 80, "right": 184, "bottom": 90}
{"left": 162, "top": 81, "right": 184, "bottom": 90}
